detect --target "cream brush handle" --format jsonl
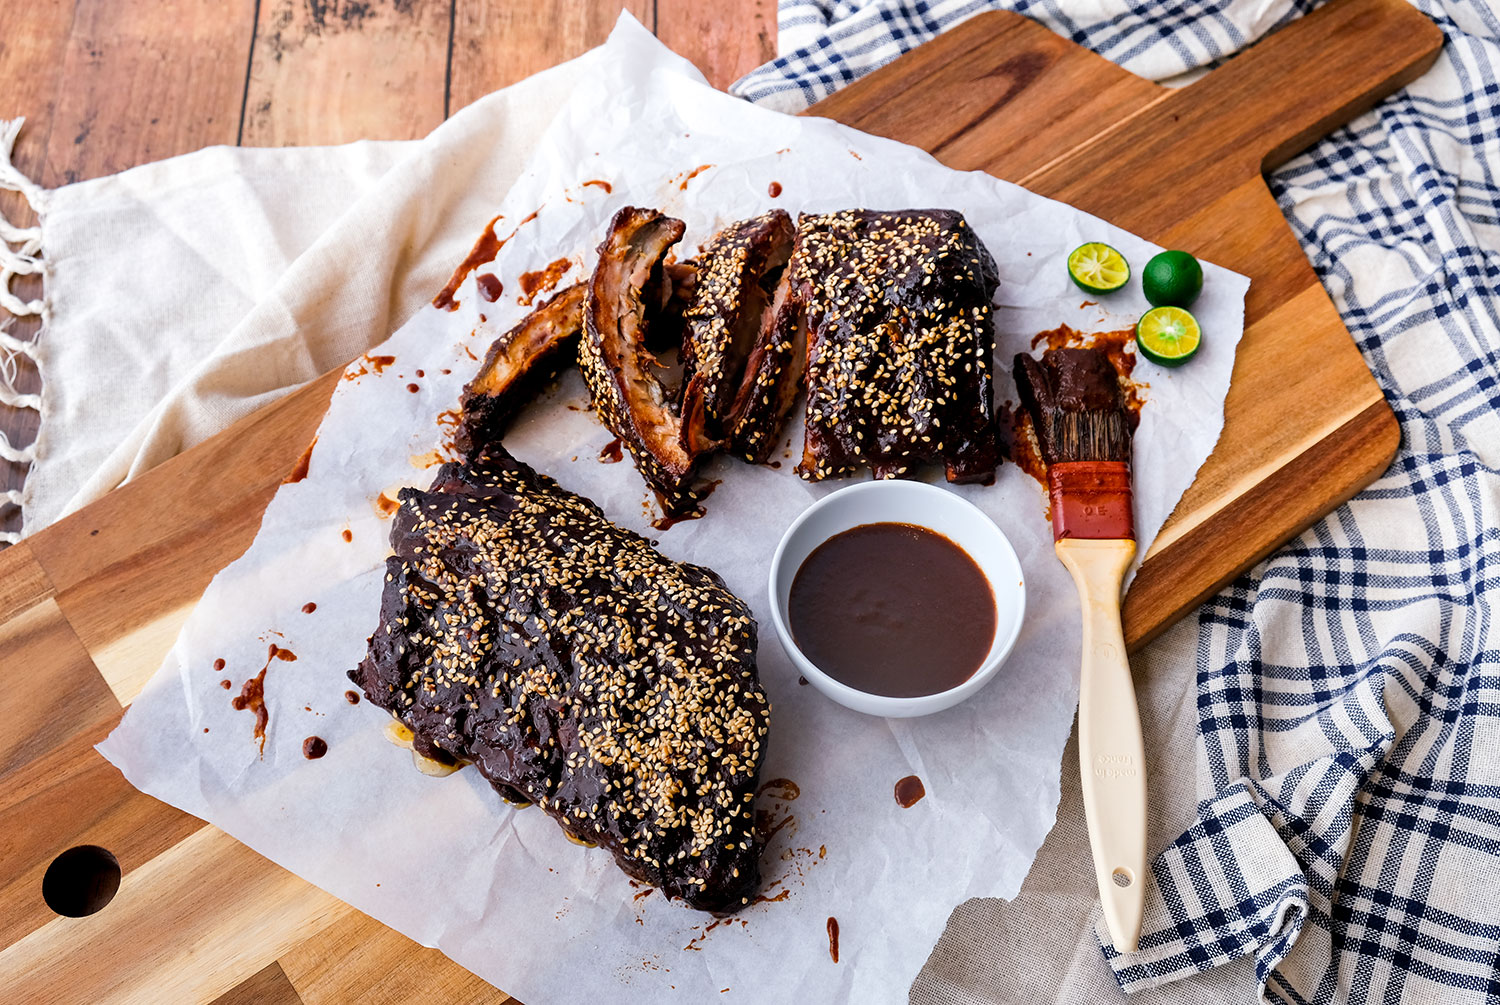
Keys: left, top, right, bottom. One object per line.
{"left": 1055, "top": 537, "right": 1147, "bottom": 954}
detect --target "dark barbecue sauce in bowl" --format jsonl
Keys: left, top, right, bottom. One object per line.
{"left": 787, "top": 522, "right": 997, "bottom": 698}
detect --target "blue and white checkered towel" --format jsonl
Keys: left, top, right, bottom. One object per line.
{"left": 734, "top": 2, "right": 1500, "bottom": 1003}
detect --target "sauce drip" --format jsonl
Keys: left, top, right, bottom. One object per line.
{"left": 284, "top": 436, "right": 317, "bottom": 483}
{"left": 344, "top": 690, "right": 361, "bottom": 705}
{"left": 303, "top": 736, "right": 328, "bottom": 760}
{"left": 212, "top": 658, "right": 225, "bottom": 672}
{"left": 650, "top": 506, "right": 705, "bottom": 532}
{"left": 341, "top": 529, "right": 353, "bottom": 543}
{"left": 827, "top": 917, "right": 840, "bottom": 963}
{"left": 677, "top": 164, "right": 714, "bottom": 190}
{"left": 788, "top": 523, "right": 996, "bottom": 698}
{"left": 476, "top": 273, "right": 502, "bottom": 302}
{"left": 219, "top": 679, "right": 232, "bottom": 690}
{"left": 582, "top": 178, "right": 612, "bottom": 193}
{"left": 767, "top": 181, "right": 782, "bottom": 198}
{"left": 433, "top": 215, "right": 504, "bottom": 311}
{"left": 231, "top": 668, "right": 270, "bottom": 755}
{"left": 895, "top": 775, "right": 926, "bottom": 808}
{"left": 999, "top": 402, "right": 1048, "bottom": 486}
{"left": 598, "top": 437, "right": 624, "bottom": 463}
{"left": 517, "top": 257, "right": 571, "bottom": 305}
{"left": 301, "top": 602, "right": 317, "bottom": 614}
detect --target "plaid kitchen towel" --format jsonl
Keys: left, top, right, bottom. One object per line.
{"left": 735, "top": 1, "right": 1500, "bottom": 1003}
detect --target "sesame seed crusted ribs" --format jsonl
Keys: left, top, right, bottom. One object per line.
{"left": 456, "top": 282, "right": 585, "bottom": 454}
{"left": 678, "top": 210, "right": 794, "bottom": 457}
{"left": 351, "top": 443, "right": 768, "bottom": 912}
{"left": 792, "top": 209, "right": 1002, "bottom": 484}
{"left": 581, "top": 207, "right": 704, "bottom": 513}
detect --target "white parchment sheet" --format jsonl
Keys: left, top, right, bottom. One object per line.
{"left": 99, "top": 15, "right": 1247, "bottom": 1004}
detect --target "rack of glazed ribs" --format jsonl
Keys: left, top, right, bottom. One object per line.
{"left": 352, "top": 202, "right": 1007, "bottom": 910}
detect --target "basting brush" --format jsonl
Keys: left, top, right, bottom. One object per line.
{"left": 1015, "top": 347, "right": 1147, "bottom": 953}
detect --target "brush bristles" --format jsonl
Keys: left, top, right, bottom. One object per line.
{"left": 1048, "top": 408, "right": 1131, "bottom": 463}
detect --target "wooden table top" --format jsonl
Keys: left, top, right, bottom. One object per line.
{"left": 0, "top": 0, "right": 774, "bottom": 542}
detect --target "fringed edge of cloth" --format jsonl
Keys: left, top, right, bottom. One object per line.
{"left": 0, "top": 116, "right": 47, "bottom": 545}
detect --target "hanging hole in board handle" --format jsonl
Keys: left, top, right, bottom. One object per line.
{"left": 1111, "top": 867, "right": 1134, "bottom": 888}
{"left": 42, "top": 845, "right": 121, "bottom": 917}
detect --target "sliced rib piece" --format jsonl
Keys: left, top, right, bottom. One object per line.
{"left": 581, "top": 206, "right": 701, "bottom": 511}
{"left": 792, "top": 209, "right": 1002, "bottom": 485}
{"left": 679, "top": 210, "right": 794, "bottom": 455}
{"left": 350, "top": 444, "right": 768, "bottom": 912}
{"left": 725, "top": 251, "right": 805, "bottom": 463}
{"left": 457, "top": 282, "right": 585, "bottom": 453}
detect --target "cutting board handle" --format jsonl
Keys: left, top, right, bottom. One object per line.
{"left": 1176, "top": 0, "right": 1444, "bottom": 174}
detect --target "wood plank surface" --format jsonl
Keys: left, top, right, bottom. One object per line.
{"left": 448, "top": 0, "right": 655, "bottom": 111}
{"left": 0, "top": 1, "right": 1443, "bottom": 1002}
{"left": 241, "top": 0, "right": 451, "bottom": 146}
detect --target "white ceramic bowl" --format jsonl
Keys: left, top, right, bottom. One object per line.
{"left": 767, "top": 480, "right": 1027, "bottom": 718}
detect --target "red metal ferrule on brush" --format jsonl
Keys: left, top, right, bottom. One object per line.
{"left": 1048, "top": 461, "right": 1135, "bottom": 542}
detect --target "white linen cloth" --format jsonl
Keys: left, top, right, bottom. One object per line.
{"left": 0, "top": 57, "right": 590, "bottom": 538}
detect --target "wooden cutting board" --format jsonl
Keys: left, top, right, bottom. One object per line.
{"left": 0, "top": 2, "right": 1442, "bottom": 1001}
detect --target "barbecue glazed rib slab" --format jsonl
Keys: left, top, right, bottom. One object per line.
{"left": 457, "top": 282, "right": 585, "bottom": 454}
{"left": 582, "top": 206, "right": 702, "bottom": 512}
{"left": 350, "top": 443, "right": 767, "bottom": 912}
{"left": 679, "top": 210, "right": 794, "bottom": 456}
{"left": 792, "top": 209, "right": 1002, "bottom": 484}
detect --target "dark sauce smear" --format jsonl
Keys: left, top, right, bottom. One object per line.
{"left": 895, "top": 775, "right": 926, "bottom": 808}
{"left": 651, "top": 509, "right": 704, "bottom": 532}
{"left": 231, "top": 668, "right": 270, "bottom": 756}
{"left": 789, "top": 523, "right": 995, "bottom": 698}
{"left": 827, "top": 916, "right": 840, "bottom": 962}
{"left": 476, "top": 273, "right": 503, "bottom": 302}
{"left": 284, "top": 436, "right": 317, "bottom": 484}
{"left": 433, "top": 215, "right": 504, "bottom": 311}
{"left": 518, "top": 256, "right": 571, "bottom": 306}
{"left": 303, "top": 736, "right": 328, "bottom": 760}
{"left": 598, "top": 437, "right": 624, "bottom": 463}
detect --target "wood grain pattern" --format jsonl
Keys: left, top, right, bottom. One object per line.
{"left": 2, "top": 826, "right": 352, "bottom": 1005}
{"left": 448, "top": 0, "right": 654, "bottom": 112}
{"left": 655, "top": 0, "right": 779, "bottom": 91}
{"left": 279, "top": 912, "right": 508, "bottom": 1004}
{"left": 0, "top": 1, "right": 1444, "bottom": 1002}
{"left": 43, "top": 0, "right": 256, "bottom": 185}
{"left": 241, "top": 0, "right": 451, "bottom": 146}
{"left": 212, "top": 962, "right": 305, "bottom": 1005}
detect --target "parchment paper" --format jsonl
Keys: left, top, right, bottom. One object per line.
{"left": 99, "top": 16, "right": 1248, "bottom": 1004}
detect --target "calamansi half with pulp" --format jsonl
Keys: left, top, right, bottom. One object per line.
{"left": 1135, "top": 306, "right": 1201, "bottom": 367}
{"left": 1067, "top": 243, "right": 1130, "bottom": 295}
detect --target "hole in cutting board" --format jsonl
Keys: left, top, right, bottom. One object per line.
{"left": 42, "top": 845, "right": 121, "bottom": 917}
{"left": 1111, "top": 867, "right": 1134, "bottom": 888}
